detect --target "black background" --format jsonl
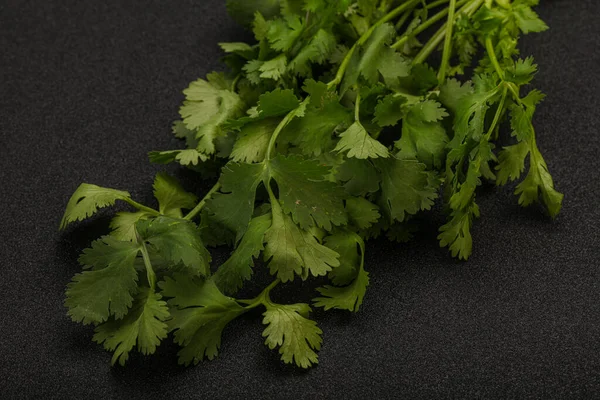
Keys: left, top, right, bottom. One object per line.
{"left": 1, "top": 0, "right": 599, "bottom": 398}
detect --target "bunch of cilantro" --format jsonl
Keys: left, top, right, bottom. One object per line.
{"left": 60, "top": 0, "right": 562, "bottom": 369}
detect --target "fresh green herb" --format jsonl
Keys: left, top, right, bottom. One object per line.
{"left": 60, "top": 0, "right": 562, "bottom": 368}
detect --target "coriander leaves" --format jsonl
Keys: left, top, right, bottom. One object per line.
{"left": 60, "top": 0, "right": 561, "bottom": 369}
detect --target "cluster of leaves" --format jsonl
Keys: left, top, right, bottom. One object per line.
{"left": 60, "top": 0, "right": 561, "bottom": 369}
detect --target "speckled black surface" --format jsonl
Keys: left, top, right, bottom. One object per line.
{"left": 1, "top": 0, "right": 599, "bottom": 398}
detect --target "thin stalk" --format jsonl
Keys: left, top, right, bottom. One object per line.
{"left": 437, "top": 0, "right": 457, "bottom": 82}
{"left": 484, "top": 87, "right": 508, "bottom": 140}
{"left": 137, "top": 237, "right": 157, "bottom": 289}
{"left": 266, "top": 98, "right": 310, "bottom": 160}
{"left": 413, "top": 0, "right": 483, "bottom": 64}
{"left": 328, "top": 0, "right": 422, "bottom": 88}
{"left": 123, "top": 198, "right": 160, "bottom": 216}
{"left": 391, "top": 0, "right": 470, "bottom": 50}
{"left": 238, "top": 279, "right": 281, "bottom": 309}
{"left": 354, "top": 92, "right": 361, "bottom": 122}
{"left": 183, "top": 182, "right": 222, "bottom": 221}
{"left": 485, "top": 37, "right": 504, "bottom": 78}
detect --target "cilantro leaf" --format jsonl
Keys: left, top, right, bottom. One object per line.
{"left": 137, "top": 216, "right": 211, "bottom": 276}
{"left": 515, "top": 145, "right": 563, "bottom": 218}
{"left": 334, "top": 122, "right": 390, "bottom": 159}
{"left": 109, "top": 211, "right": 153, "bottom": 242}
{"left": 206, "top": 162, "right": 266, "bottom": 239}
{"left": 93, "top": 288, "right": 169, "bottom": 366}
{"left": 65, "top": 237, "right": 140, "bottom": 324}
{"left": 314, "top": 232, "right": 369, "bottom": 312}
{"left": 397, "top": 101, "right": 449, "bottom": 169}
{"left": 160, "top": 275, "right": 246, "bottom": 365}
{"left": 336, "top": 158, "right": 381, "bottom": 196}
{"left": 438, "top": 203, "right": 480, "bottom": 260}
{"left": 264, "top": 200, "right": 340, "bottom": 282}
{"left": 345, "top": 197, "right": 380, "bottom": 230}
{"left": 213, "top": 214, "right": 271, "bottom": 295}
{"left": 262, "top": 302, "right": 322, "bottom": 368}
{"left": 375, "top": 157, "right": 438, "bottom": 222}
{"left": 230, "top": 118, "right": 279, "bottom": 163}
{"left": 268, "top": 155, "right": 347, "bottom": 231}
{"left": 60, "top": 183, "right": 131, "bottom": 229}
{"left": 495, "top": 141, "right": 530, "bottom": 185}
{"left": 374, "top": 94, "right": 408, "bottom": 127}
{"left": 152, "top": 173, "right": 197, "bottom": 218}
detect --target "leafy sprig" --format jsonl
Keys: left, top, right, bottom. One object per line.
{"left": 60, "top": 0, "right": 561, "bottom": 368}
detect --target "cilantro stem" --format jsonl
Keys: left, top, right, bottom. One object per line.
{"left": 354, "top": 92, "right": 361, "bottom": 122}
{"left": 238, "top": 279, "right": 281, "bottom": 309}
{"left": 485, "top": 36, "right": 504, "bottom": 79}
{"left": 123, "top": 198, "right": 160, "bottom": 216}
{"left": 413, "top": 0, "right": 483, "bottom": 65}
{"left": 327, "top": 0, "right": 422, "bottom": 89}
{"left": 437, "top": 0, "right": 457, "bottom": 82}
{"left": 137, "top": 236, "right": 157, "bottom": 289}
{"left": 183, "top": 182, "right": 222, "bottom": 221}
{"left": 266, "top": 98, "right": 310, "bottom": 160}
{"left": 484, "top": 87, "right": 508, "bottom": 140}
{"left": 391, "top": 0, "right": 470, "bottom": 51}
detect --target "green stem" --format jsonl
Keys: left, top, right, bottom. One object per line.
{"left": 328, "top": 0, "right": 422, "bottom": 89}
{"left": 137, "top": 236, "right": 157, "bottom": 289}
{"left": 394, "top": 5, "right": 416, "bottom": 31}
{"left": 485, "top": 36, "right": 504, "bottom": 79}
{"left": 123, "top": 198, "right": 160, "bottom": 216}
{"left": 484, "top": 87, "right": 508, "bottom": 140}
{"left": 266, "top": 98, "right": 309, "bottom": 160}
{"left": 437, "top": 0, "right": 457, "bottom": 82}
{"left": 183, "top": 182, "right": 222, "bottom": 221}
{"left": 391, "top": 0, "right": 470, "bottom": 51}
{"left": 354, "top": 92, "right": 361, "bottom": 122}
{"left": 413, "top": 0, "right": 483, "bottom": 64}
{"left": 238, "top": 279, "right": 281, "bottom": 309}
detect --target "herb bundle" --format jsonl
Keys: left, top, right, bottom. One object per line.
{"left": 60, "top": 0, "right": 562, "bottom": 368}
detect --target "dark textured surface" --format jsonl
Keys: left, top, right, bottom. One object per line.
{"left": 1, "top": 0, "right": 599, "bottom": 398}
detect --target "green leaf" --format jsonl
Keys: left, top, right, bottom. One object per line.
{"left": 345, "top": 197, "right": 380, "bottom": 230}
{"left": 60, "top": 183, "right": 131, "bottom": 229}
{"left": 397, "top": 102, "right": 449, "bottom": 169}
{"left": 322, "top": 231, "right": 360, "bottom": 286}
{"left": 231, "top": 118, "right": 279, "bottom": 163}
{"left": 505, "top": 57, "right": 537, "bottom": 86}
{"left": 373, "top": 94, "right": 408, "bottom": 127}
{"left": 267, "top": 15, "right": 303, "bottom": 52}
{"left": 375, "top": 157, "right": 438, "bottom": 222}
{"left": 314, "top": 260, "right": 369, "bottom": 312}
{"left": 206, "top": 162, "right": 266, "bottom": 240}
{"left": 262, "top": 302, "right": 322, "bottom": 368}
{"left": 226, "top": 0, "right": 281, "bottom": 27}
{"left": 334, "top": 122, "right": 390, "bottom": 159}
{"left": 282, "top": 81, "right": 352, "bottom": 156}
{"left": 513, "top": 2, "right": 548, "bottom": 34}
{"left": 137, "top": 216, "right": 211, "bottom": 276}
{"left": 259, "top": 54, "right": 288, "bottom": 81}
{"left": 93, "top": 288, "right": 169, "bottom": 366}
{"left": 336, "top": 158, "right": 381, "bottom": 196}
{"left": 357, "top": 23, "right": 396, "bottom": 84}
{"left": 264, "top": 200, "right": 340, "bottom": 282}
{"left": 495, "top": 141, "right": 530, "bottom": 185}
{"left": 160, "top": 275, "right": 246, "bottom": 365}
{"left": 268, "top": 155, "right": 347, "bottom": 230}
{"left": 179, "top": 78, "right": 244, "bottom": 154}
{"left": 438, "top": 203, "right": 480, "bottom": 260}
{"left": 289, "top": 29, "right": 336, "bottom": 77}
{"left": 515, "top": 146, "right": 563, "bottom": 218}
{"left": 152, "top": 173, "right": 197, "bottom": 218}
{"left": 213, "top": 214, "right": 271, "bottom": 295}
{"left": 109, "top": 211, "right": 153, "bottom": 242}
{"left": 65, "top": 237, "right": 140, "bottom": 324}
